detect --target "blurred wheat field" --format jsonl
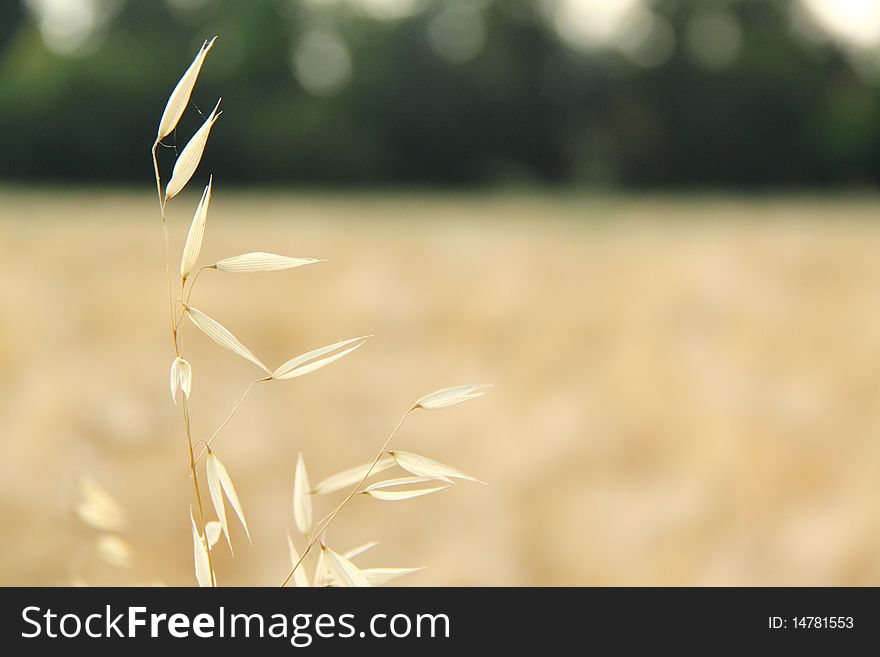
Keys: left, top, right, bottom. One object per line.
{"left": 3, "top": 190, "right": 880, "bottom": 586}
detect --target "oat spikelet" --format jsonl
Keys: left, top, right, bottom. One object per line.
{"left": 311, "top": 456, "right": 395, "bottom": 495}
{"left": 180, "top": 177, "right": 212, "bottom": 279}
{"left": 271, "top": 336, "right": 370, "bottom": 380}
{"left": 415, "top": 384, "right": 492, "bottom": 410}
{"left": 185, "top": 305, "right": 269, "bottom": 372}
{"left": 190, "top": 509, "right": 214, "bottom": 587}
{"left": 164, "top": 98, "right": 221, "bottom": 201}
{"left": 362, "top": 567, "right": 425, "bottom": 586}
{"left": 206, "top": 453, "right": 232, "bottom": 554}
{"left": 390, "top": 450, "right": 483, "bottom": 484}
{"left": 170, "top": 356, "right": 192, "bottom": 403}
{"left": 156, "top": 37, "right": 217, "bottom": 142}
{"left": 206, "top": 452, "right": 250, "bottom": 552}
{"left": 214, "top": 252, "right": 323, "bottom": 273}
{"left": 343, "top": 541, "right": 379, "bottom": 560}
{"left": 363, "top": 476, "right": 451, "bottom": 501}
{"left": 321, "top": 545, "right": 371, "bottom": 587}
{"left": 205, "top": 520, "right": 222, "bottom": 548}
{"left": 75, "top": 476, "right": 125, "bottom": 532}
{"left": 293, "top": 453, "right": 312, "bottom": 535}
{"left": 313, "top": 548, "right": 329, "bottom": 587}
{"left": 217, "top": 460, "right": 250, "bottom": 542}
{"left": 95, "top": 534, "right": 132, "bottom": 568}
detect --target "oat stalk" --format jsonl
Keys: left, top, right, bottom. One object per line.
{"left": 151, "top": 41, "right": 220, "bottom": 587}
{"left": 152, "top": 38, "right": 489, "bottom": 588}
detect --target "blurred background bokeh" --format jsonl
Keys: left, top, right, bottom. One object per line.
{"left": 3, "top": 0, "right": 880, "bottom": 586}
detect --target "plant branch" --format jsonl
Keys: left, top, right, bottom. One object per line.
{"left": 192, "top": 377, "right": 265, "bottom": 467}
{"left": 281, "top": 405, "right": 416, "bottom": 587}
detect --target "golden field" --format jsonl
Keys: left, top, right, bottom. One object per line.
{"left": 2, "top": 189, "right": 880, "bottom": 586}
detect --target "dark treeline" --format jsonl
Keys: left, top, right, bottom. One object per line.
{"left": 0, "top": 0, "right": 878, "bottom": 188}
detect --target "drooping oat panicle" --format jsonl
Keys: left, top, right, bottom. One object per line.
{"left": 185, "top": 305, "right": 270, "bottom": 372}
{"left": 362, "top": 567, "right": 425, "bottom": 586}
{"left": 75, "top": 476, "right": 125, "bottom": 532}
{"left": 190, "top": 509, "right": 214, "bottom": 587}
{"left": 170, "top": 356, "right": 192, "bottom": 403}
{"left": 293, "top": 453, "right": 312, "bottom": 535}
{"left": 343, "top": 541, "right": 379, "bottom": 561}
{"left": 311, "top": 456, "right": 395, "bottom": 495}
{"left": 363, "top": 476, "right": 451, "bottom": 501}
{"left": 390, "top": 450, "right": 483, "bottom": 484}
{"left": 156, "top": 37, "right": 217, "bottom": 142}
{"left": 286, "top": 533, "right": 310, "bottom": 587}
{"left": 95, "top": 534, "right": 132, "bottom": 568}
{"left": 164, "top": 98, "right": 221, "bottom": 201}
{"left": 180, "top": 177, "right": 212, "bottom": 279}
{"left": 206, "top": 452, "right": 250, "bottom": 551}
{"left": 271, "top": 336, "right": 370, "bottom": 380}
{"left": 321, "top": 545, "right": 371, "bottom": 587}
{"left": 415, "top": 384, "right": 491, "bottom": 410}
{"left": 214, "top": 252, "right": 323, "bottom": 273}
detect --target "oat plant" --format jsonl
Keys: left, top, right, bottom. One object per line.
{"left": 151, "top": 37, "right": 489, "bottom": 587}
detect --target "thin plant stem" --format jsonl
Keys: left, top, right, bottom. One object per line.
{"left": 153, "top": 140, "right": 216, "bottom": 587}
{"left": 192, "top": 377, "right": 266, "bottom": 467}
{"left": 176, "top": 265, "right": 213, "bottom": 332}
{"left": 281, "top": 406, "right": 415, "bottom": 587}
{"left": 185, "top": 265, "right": 213, "bottom": 306}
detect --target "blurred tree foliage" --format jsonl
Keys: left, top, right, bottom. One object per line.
{"left": 0, "top": 0, "right": 878, "bottom": 188}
